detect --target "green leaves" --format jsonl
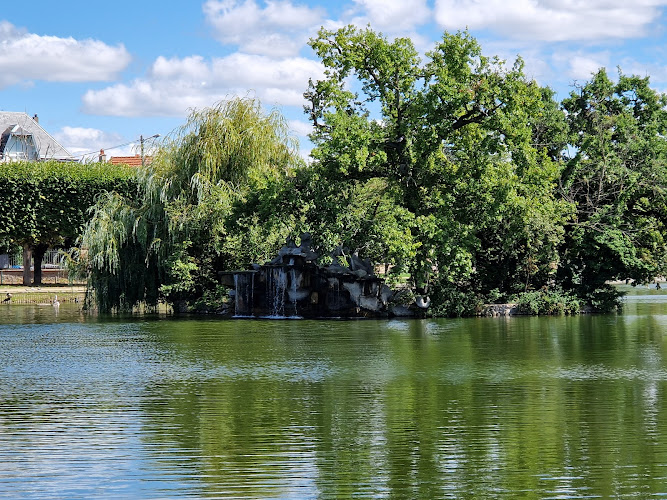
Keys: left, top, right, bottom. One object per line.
{"left": 0, "top": 160, "right": 135, "bottom": 249}
{"left": 80, "top": 97, "right": 302, "bottom": 312}
{"left": 70, "top": 31, "right": 667, "bottom": 315}
{"left": 559, "top": 69, "right": 667, "bottom": 299}
{"left": 304, "top": 25, "right": 571, "bottom": 312}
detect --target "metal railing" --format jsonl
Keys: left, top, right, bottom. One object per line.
{"left": 1, "top": 249, "right": 67, "bottom": 269}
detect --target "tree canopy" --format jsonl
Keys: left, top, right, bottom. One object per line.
{"left": 299, "top": 26, "right": 572, "bottom": 314}
{"left": 80, "top": 97, "right": 303, "bottom": 312}
{"left": 558, "top": 69, "right": 667, "bottom": 307}
{"left": 77, "top": 28, "right": 667, "bottom": 315}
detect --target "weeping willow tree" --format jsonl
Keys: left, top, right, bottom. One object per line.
{"left": 78, "top": 97, "right": 302, "bottom": 312}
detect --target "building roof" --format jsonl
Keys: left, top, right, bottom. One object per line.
{"left": 0, "top": 112, "right": 73, "bottom": 161}
{"left": 109, "top": 154, "right": 152, "bottom": 167}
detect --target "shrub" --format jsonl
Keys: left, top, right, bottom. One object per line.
{"left": 515, "top": 289, "right": 581, "bottom": 315}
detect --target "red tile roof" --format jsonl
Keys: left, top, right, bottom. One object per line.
{"left": 109, "top": 154, "right": 152, "bottom": 167}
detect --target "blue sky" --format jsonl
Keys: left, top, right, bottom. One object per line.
{"left": 3, "top": 0, "right": 667, "bottom": 161}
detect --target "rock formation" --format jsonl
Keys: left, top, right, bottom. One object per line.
{"left": 219, "top": 233, "right": 428, "bottom": 318}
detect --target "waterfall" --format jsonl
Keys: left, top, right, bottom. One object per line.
{"left": 234, "top": 274, "right": 239, "bottom": 315}
{"left": 325, "top": 277, "right": 342, "bottom": 311}
{"left": 266, "top": 267, "right": 288, "bottom": 317}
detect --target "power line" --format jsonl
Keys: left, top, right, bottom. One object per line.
{"left": 73, "top": 134, "right": 161, "bottom": 160}
{"left": 72, "top": 139, "right": 140, "bottom": 159}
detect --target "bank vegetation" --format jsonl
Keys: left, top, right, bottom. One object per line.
{"left": 69, "top": 27, "right": 666, "bottom": 315}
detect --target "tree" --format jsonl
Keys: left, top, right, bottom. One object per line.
{"left": 558, "top": 69, "right": 667, "bottom": 307}
{"left": 79, "top": 97, "right": 302, "bottom": 312}
{"left": 304, "top": 26, "right": 570, "bottom": 314}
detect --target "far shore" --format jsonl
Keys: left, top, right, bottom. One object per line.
{"left": 0, "top": 284, "right": 86, "bottom": 305}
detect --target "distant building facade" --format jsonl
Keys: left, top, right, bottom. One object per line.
{"left": 0, "top": 112, "right": 74, "bottom": 162}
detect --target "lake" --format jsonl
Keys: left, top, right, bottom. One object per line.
{"left": 1, "top": 286, "right": 666, "bottom": 498}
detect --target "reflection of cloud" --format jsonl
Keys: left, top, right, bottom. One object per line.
{"left": 434, "top": 0, "right": 667, "bottom": 41}
{"left": 0, "top": 21, "right": 130, "bottom": 88}
{"left": 82, "top": 54, "right": 324, "bottom": 117}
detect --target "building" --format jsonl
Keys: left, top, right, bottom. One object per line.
{"left": 109, "top": 154, "right": 152, "bottom": 167}
{"left": 0, "top": 112, "right": 74, "bottom": 162}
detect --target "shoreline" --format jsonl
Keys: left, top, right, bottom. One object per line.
{"left": 0, "top": 284, "right": 86, "bottom": 304}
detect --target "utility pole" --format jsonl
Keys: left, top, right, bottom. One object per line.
{"left": 140, "top": 134, "right": 160, "bottom": 167}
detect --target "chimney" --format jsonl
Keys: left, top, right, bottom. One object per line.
{"left": 32, "top": 114, "right": 38, "bottom": 123}
{"left": 99, "top": 149, "right": 106, "bottom": 163}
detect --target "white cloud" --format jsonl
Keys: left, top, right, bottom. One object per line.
{"left": 434, "top": 0, "right": 667, "bottom": 42}
{"left": 53, "top": 126, "right": 124, "bottom": 159}
{"left": 0, "top": 21, "right": 131, "bottom": 89}
{"left": 0, "top": 20, "right": 24, "bottom": 39}
{"left": 288, "top": 119, "right": 313, "bottom": 137}
{"left": 203, "top": 0, "right": 325, "bottom": 57}
{"left": 82, "top": 54, "right": 324, "bottom": 117}
{"left": 349, "top": 0, "right": 430, "bottom": 32}
{"left": 562, "top": 54, "right": 610, "bottom": 80}
{"left": 552, "top": 52, "right": 667, "bottom": 87}
{"left": 474, "top": 39, "right": 552, "bottom": 82}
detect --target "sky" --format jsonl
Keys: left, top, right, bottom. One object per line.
{"left": 3, "top": 0, "right": 667, "bottom": 161}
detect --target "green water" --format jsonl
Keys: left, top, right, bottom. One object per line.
{"left": 1, "top": 288, "right": 667, "bottom": 498}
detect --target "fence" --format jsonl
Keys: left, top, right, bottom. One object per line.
{"left": 0, "top": 249, "right": 77, "bottom": 285}
{"left": 1, "top": 249, "right": 66, "bottom": 270}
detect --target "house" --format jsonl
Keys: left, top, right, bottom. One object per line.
{"left": 0, "top": 112, "right": 74, "bottom": 162}
{"left": 109, "top": 154, "right": 152, "bottom": 167}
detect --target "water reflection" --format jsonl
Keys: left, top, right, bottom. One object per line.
{"left": 0, "top": 292, "right": 666, "bottom": 497}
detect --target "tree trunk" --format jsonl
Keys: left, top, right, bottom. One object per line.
{"left": 32, "top": 244, "right": 48, "bottom": 286}
{"left": 22, "top": 244, "right": 32, "bottom": 286}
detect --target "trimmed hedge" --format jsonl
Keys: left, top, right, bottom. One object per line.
{"left": 0, "top": 160, "right": 137, "bottom": 248}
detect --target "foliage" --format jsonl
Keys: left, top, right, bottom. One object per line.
{"left": 158, "top": 241, "right": 199, "bottom": 303}
{"left": 428, "top": 278, "right": 484, "bottom": 317}
{"left": 0, "top": 160, "right": 136, "bottom": 284}
{"left": 305, "top": 25, "right": 571, "bottom": 305}
{"left": 79, "top": 97, "right": 302, "bottom": 312}
{"left": 514, "top": 289, "right": 582, "bottom": 315}
{"left": 558, "top": 69, "right": 667, "bottom": 307}
{"left": 191, "top": 284, "right": 230, "bottom": 313}
{"left": 76, "top": 30, "right": 667, "bottom": 316}
{"left": 0, "top": 160, "right": 136, "bottom": 248}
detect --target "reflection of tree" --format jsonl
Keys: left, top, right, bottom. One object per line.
{"left": 139, "top": 316, "right": 667, "bottom": 497}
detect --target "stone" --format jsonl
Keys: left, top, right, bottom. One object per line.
{"left": 219, "top": 236, "right": 428, "bottom": 318}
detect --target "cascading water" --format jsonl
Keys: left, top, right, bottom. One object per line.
{"left": 234, "top": 274, "right": 239, "bottom": 315}
{"left": 219, "top": 232, "right": 415, "bottom": 318}
{"left": 326, "top": 278, "right": 342, "bottom": 311}
{"left": 266, "top": 267, "right": 288, "bottom": 317}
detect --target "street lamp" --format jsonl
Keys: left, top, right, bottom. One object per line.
{"left": 140, "top": 134, "right": 160, "bottom": 167}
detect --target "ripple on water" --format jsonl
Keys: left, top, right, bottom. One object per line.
{"left": 554, "top": 365, "right": 667, "bottom": 381}
{"left": 1, "top": 305, "right": 667, "bottom": 498}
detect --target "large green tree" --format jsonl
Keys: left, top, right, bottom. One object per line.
{"left": 558, "top": 69, "right": 667, "bottom": 307}
{"left": 303, "top": 25, "right": 570, "bottom": 314}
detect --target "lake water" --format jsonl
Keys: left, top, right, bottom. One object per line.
{"left": 1, "top": 287, "right": 667, "bottom": 498}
